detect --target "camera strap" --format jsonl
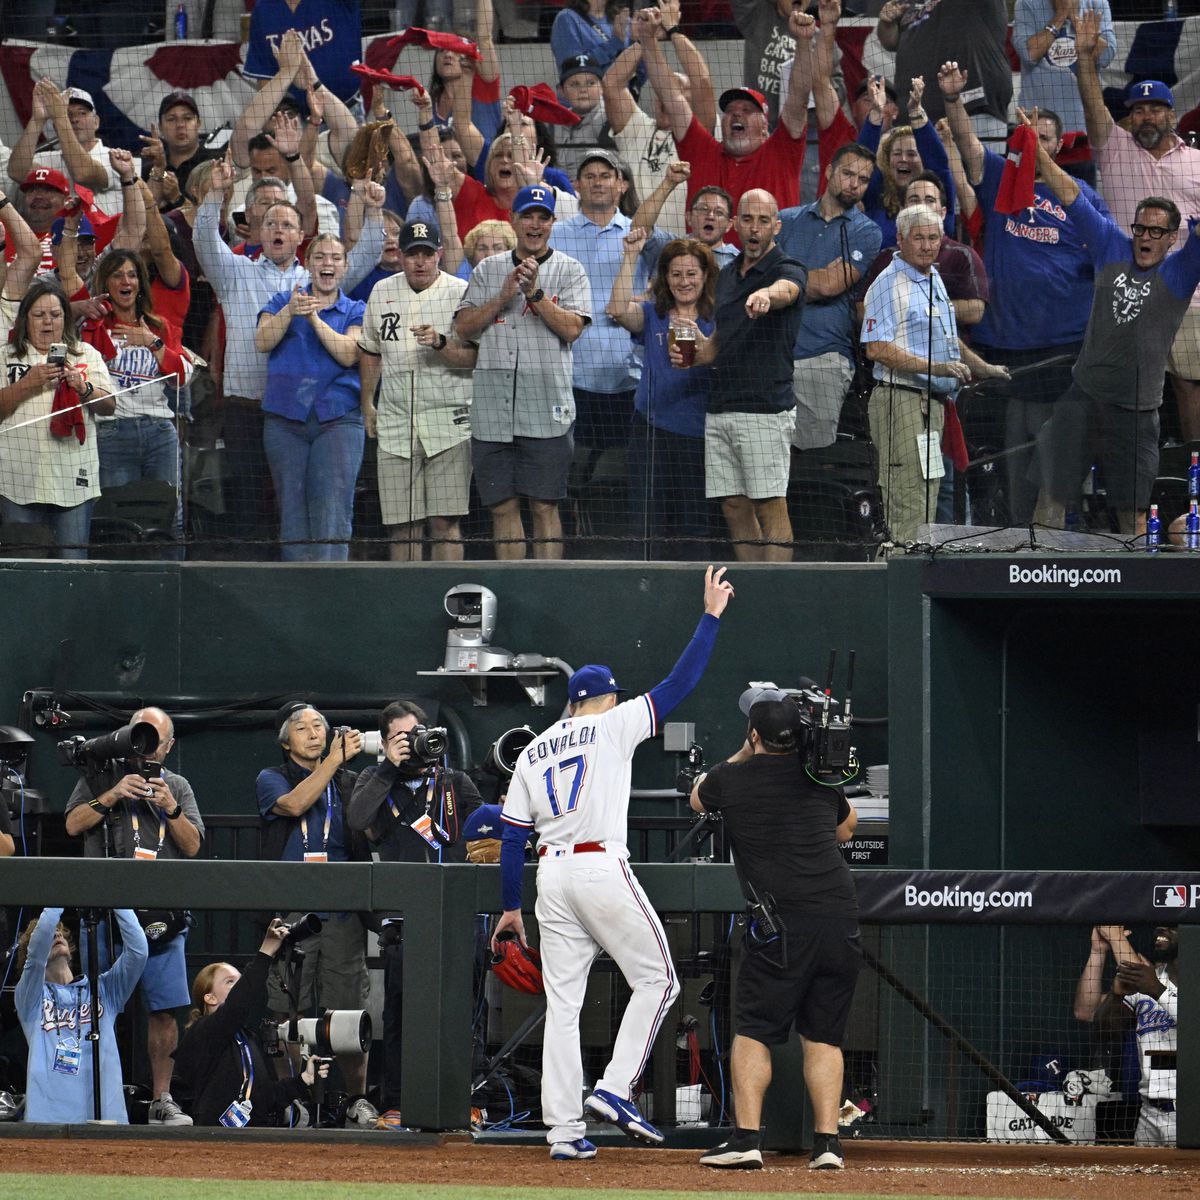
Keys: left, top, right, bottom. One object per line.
{"left": 728, "top": 846, "right": 789, "bottom": 970}
{"left": 234, "top": 1031, "right": 255, "bottom": 1104}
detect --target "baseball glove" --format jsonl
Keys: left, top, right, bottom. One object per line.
{"left": 466, "top": 837, "right": 502, "bottom": 864}
{"left": 343, "top": 120, "right": 394, "bottom": 181}
{"left": 490, "top": 932, "right": 544, "bottom": 994}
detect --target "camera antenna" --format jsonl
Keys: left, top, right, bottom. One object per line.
{"left": 820, "top": 650, "right": 836, "bottom": 729}
{"left": 843, "top": 650, "right": 856, "bottom": 727}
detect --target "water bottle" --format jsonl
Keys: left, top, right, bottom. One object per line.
{"left": 1147, "top": 503, "right": 1161, "bottom": 553}
{"left": 1189, "top": 449, "right": 1199, "bottom": 499}
{"left": 1165, "top": 1, "right": 1180, "bottom": 20}
{"left": 1187, "top": 500, "right": 1200, "bottom": 550}
{"left": 175, "top": 1, "right": 188, "bottom": 39}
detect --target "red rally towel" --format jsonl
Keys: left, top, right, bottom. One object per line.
{"left": 509, "top": 83, "right": 582, "bottom": 127}
{"left": 350, "top": 63, "right": 426, "bottom": 109}
{"left": 940, "top": 397, "right": 969, "bottom": 472}
{"left": 80, "top": 308, "right": 118, "bottom": 363}
{"left": 993, "top": 124, "right": 1037, "bottom": 215}
{"left": 387, "top": 28, "right": 480, "bottom": 61}
{"left": 49, "top": 375, "right": 86, "bottom": 444}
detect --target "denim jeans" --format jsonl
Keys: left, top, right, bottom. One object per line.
{"left": 0, "top": 496, "right": 92, "bottom": 560}
{"left": 97, "top": 416, "right": 182, "bottom": 537}
{"left": 263, "top": 410, "right": 365, "bottom": 561}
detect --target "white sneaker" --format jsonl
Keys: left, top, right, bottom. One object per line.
{"left": 345, "top": 1097, "right": 381, "bottom": 1129}
{"left": 148, "top": 1092, "right": 193, "bottom": 1126}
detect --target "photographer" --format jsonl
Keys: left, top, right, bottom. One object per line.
{"left": 15, "top": 907, "right": 147, "bottom": 1122}
{"left": 690, "top": 691, "right": 859, "bottom": 1171}
{"left": 346, "top": 699, "right": 481, "bottom": 1120}
{"left": 255, "top": 702, "right": 377, "bottom": 1127}
{"left": 171, "top": 919, "right": 332, "bottom": 1127}
{"left": 62, "top": 706, "right": 203, "bottom": 1126}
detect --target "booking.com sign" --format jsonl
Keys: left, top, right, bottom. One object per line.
{"left": 1153, "top": 885, "right": 1200, "bottom": 908}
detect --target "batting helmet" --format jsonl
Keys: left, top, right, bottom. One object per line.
{"left": 490, "top": 932, "right": 544, "bottom": 994}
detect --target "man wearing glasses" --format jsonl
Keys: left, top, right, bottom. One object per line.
{"left": 634, "top": 167, "right": 738, "bottom": 271}
{"left": 1022, "top": 113, "right": 1200, "bottom": 536}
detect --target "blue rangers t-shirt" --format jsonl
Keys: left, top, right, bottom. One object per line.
{"left": 243, "top": 0, "right": 362, "bottom": 105}
{"left": 973, "top": 146, "right": 1110, "bottom": 351}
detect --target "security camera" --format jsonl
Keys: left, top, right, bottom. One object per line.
{"left": 442, "top": 585, "right": 513, "bottom": 672}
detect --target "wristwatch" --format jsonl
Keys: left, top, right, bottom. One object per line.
{"left": 149, "top": 336, "right": 165, "bottom": 352}
{"left": 166, "top": 804, "right": 184, "bottom": 820}
{"left": 528, "top": 288, "right": 545, "bottom": 304}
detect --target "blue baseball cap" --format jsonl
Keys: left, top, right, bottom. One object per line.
{"left": 463, "top": 803, "right": 504, "bottom": 841}
{"left": 1126, "top": 79, "right": 1175, "bottom": 108}
{"left": 51, "top": 214, "right": 95, "bottom": 243}
{"left": 512, "top": 184, "right": 556, "bottom": 216}
{"left": 568, "top": 664, "right": 622, "bottom": 702}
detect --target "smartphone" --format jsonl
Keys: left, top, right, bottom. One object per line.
{"left": 47, "top": 342, "right": 67, "bottom": 367}
{"left": 232, "top": 210, "right": 246, "bottom": 227}
{"left": 137, "top": 761, "right": 163, "bottom": 781}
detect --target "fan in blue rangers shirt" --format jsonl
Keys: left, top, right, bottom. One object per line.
{"left": 1017, "top": 110, "right": 1200, "bottom": 536}
{"left": 244, "top": 0, "right": 363, "bottom": 107}
{"left": 491, "top": 566, "right": 735, "bottom": 1162}
{"left": 15, "top": 908, "right": 147, "bottom": 1123}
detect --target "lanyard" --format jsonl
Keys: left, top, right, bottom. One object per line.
{"left": 130, "top": 800, "right": 166, "bottom": 854}
{"left": 387, "top": 777, "right": 432, "bottom": 821}
{"left": 234, "top": 1032, "right": 255, "bottom": 1102}
{"left": 301, "top": 783, "right": 335, "bottom": 853}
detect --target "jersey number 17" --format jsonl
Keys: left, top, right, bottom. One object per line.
{"left": 543, "top": 755, "right": 587, "bottom": 818}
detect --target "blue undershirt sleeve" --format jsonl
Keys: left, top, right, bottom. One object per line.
{"left": 646, "top": 613, "right": 720, "bottom": 721}
{"left": 500, "top": 822, "right": 529, "bottom": 912}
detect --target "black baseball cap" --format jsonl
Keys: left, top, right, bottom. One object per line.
{"left": 399, "top": 220, "right": 441, "bottom": 252}
{"left": 747, "top": 698, "right": 803, "bottom": 749}
{"left": 560, "top": 53, "right": 602, "bottom": 86}
{"left": 159, "top": 90, "right": 199, "bottom": 120}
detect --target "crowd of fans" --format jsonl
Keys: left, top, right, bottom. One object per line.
{"left": 3, "top": 0, "right": 1200, "bottom": 560}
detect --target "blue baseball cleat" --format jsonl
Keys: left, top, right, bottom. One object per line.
{"left": 550, "top": 1137, "right": 597, "bottom": 1160}
{"left": 583, "top": 1089, "right": 664, "bottom": 1145}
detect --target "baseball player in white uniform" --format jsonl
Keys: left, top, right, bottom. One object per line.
{"left": 492, "top": 566, "right": 735, "bottom": 1160}
{"left": 1088, "top": 924, "right": 1178, "bottom": 1146}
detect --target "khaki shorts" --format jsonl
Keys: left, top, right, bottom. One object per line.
{"left": 792, "top": 353, "right": 854, "bottom": 450}
{"left": 1167, "top": 304, "right": 1200, "bottom": 380}
{"left": 704, "top": 409, "right": 795, "bottom": 500}
{"left": 266, "top": 911, "right": 370, "bottom": 1015}
{"left": 378, "top": 439, "right": 472, "bottom": 526}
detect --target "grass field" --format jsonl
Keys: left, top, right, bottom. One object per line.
{"left": 0, "top": 1180, "right": 1022, "bottom": 1200}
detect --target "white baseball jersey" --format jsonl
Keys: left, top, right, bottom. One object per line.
{"left": 503, "top": 695, "right": 657, "bottom": 849}
{"left": 1123, "top": 965, "right": 1178, "bottom": 1101}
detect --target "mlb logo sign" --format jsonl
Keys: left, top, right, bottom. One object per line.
{"left": 1152, "top": 884, "right": 1196, "bottom": 908}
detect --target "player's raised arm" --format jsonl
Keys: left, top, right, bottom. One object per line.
{"left": 645, "top": 566, "right": 734, "bottom": 721}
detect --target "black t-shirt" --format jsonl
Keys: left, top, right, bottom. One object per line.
{"left": 698, "top": 754, "right": 856, "bottom": 917}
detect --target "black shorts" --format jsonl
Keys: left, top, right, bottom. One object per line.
{"left": 735, "top": 914, "right": 861, "bottom": 1047}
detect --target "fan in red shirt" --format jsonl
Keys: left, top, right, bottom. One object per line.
{"left": 637, "top": 5, "right": 813, "bottom": 242}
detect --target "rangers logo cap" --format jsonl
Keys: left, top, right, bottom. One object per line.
{"left": 568, "top": 664, "right": 623, "bottom": 701}
{"left": 560, "top": 53, "right": 602, "bottom": 86}
{"left": 20, "top": 167, "right": 71, "bottom": 196}
{"left": 1125, "top": 79, "right": 1174, "bottom": 109}
{"left": 463, "top": 803, "right": 504, "bottom": 841}
{"left": 512, "top": 184, "right": 556, "bottom": 216}
{"left": 399, "top": 220, "right": 441, "bottom": 251}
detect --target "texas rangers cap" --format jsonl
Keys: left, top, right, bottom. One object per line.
{"left": 20, "top": 167, "right": 71, "bottom": 196}
{"left": 512, "top": 184, "right": 556, "bottom": 216}
{"left": 65, "top": 87, "right": 95, "bottom": 111}
{"left": 51, "top": 214, "right": 95, "bottom": 242}
{"left": 719, "top": 87, "right": 769, "bottom": 117}
{"left": 159, "top": 90, "right": 200, "bottom": 120}
{"left": 463, "top": 804, "right": 505, "bottom": 841}
{"left": 746, "top": 698, "right": 803, "bottom": 749}
{"left": 1126, "top": 79, "right": 1175, "bottom": 109}
{"left": 560, "top": 53, "right": 602, "bottom": 86}
{"left": 738, "top": 685, "right": 788, "bottom": 716}
{"left": 399, "top": 219, "right": 441, "bottom": 251}
{"left": 568, "top": 664, "right": 623, "bottom": 702}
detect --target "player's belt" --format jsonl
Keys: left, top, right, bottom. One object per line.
{"left": 538, "top": 841, "right": 607, "bottom": 857}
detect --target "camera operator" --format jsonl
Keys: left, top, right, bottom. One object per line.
{"left": 255, "top": 702, "right": 377, "bottom": 1127}
{"left": 346, "top": 699, "right": 481, "bottom": 1121}
{"left": 15, "top": 907, "right": 148, "bottom": 1122}
{"left": 171, "top": 918, "right": 332, "bottom": 1127}
{"left": 62, "top": 705, "right": 203, "bottom": 1126}
{"left": 689, "top": 691, "right": 859, "bottom": 1171}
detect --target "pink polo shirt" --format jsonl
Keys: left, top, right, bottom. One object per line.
{"left": 1098, "top": 123, "right": 1200, "bottom": 307}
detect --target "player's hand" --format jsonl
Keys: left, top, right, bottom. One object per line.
{"left": 492, "top": 909, "right": 527, "bottom": 952}
{"left": 1114, "top": 958, "right": 1163, "bottom": 999}
{"left": 702, "top": 564, "right": 734, "bottom": 617}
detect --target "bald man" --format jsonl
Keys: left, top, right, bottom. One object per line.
{"left": 64, "top": 705, "right": 204, "bottom": 1125}
{"left": 673, "top": 189, "right": 807, "bottom": 561}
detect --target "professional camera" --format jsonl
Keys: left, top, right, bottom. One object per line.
{"left": 57, "top": 721, "right": 159, "bottom": 770}
{"left": 406, "top": 724, "right": 448, "bottom": 764}
{"left": 675, "top": 743, "right": 705, "bottom": 795}
{"left": 742, "top": 650, "right": 859, "bottom": 784}
{"left": 273, "top": 1009, "right": 372, "bottom": 1058}
{"left": 482, "top": 726, "right": 536, "bottom": 778}
{"left": 278, "top": 912, "right": 323, "bottom": 952}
